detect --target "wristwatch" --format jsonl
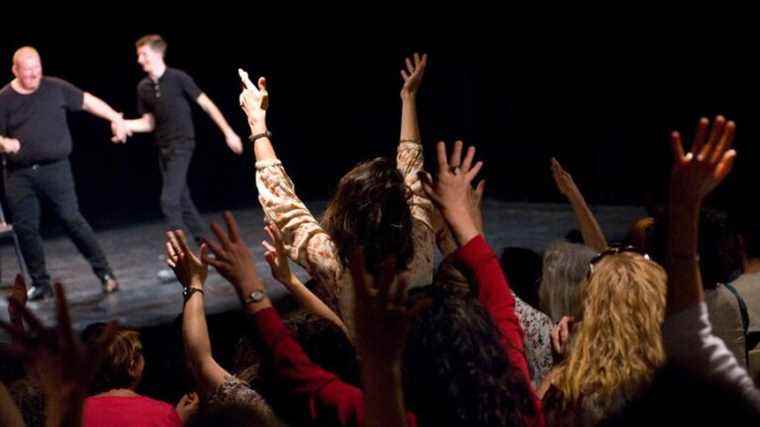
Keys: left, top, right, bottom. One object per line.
{"left": 245, "top": 289, "right": 267, "bottom": 304}
{"left": 183, "top": 287, "right": 204, "bottom": 301}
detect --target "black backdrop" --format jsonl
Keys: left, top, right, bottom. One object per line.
{"left": 2, "top": 17, "right": 758, "bottom": 231}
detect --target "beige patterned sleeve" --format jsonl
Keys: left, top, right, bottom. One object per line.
{"left": 396, "top": 141, "right": 436, "bottom": 232}
{"left": 255, "top": 159, "right": 343, "bottom": 291}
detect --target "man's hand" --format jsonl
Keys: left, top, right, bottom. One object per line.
{"left": 0, "top": 137, "right": 21, "bottom": 154}
{"left": 225, "top": 130, "right": 243, "bottom": 155}
{"left": 110, "top": 115, "right": 131, "bottom": 144}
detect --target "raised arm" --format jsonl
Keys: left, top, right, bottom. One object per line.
{"left": 165, "top": 230, "right": 229, "bottom": 399}
{"left": 0, "top": 284, "right": 117, "bottom": 427}
{"left": 202, "top": 212, "right": 414, "bottom": 426}
{"left": 397, "top": 54, "right": 436, "bottom": 234}
{"left": 196, "top": 93, "right": 243, "bottom": 154}
{"left": 262, "top": 223, "right": 347, "bottom": 334}
{"left": 550, "top": 157, "right": 607, "bottom": 251}
{"left": 422, "top": 141, "right": 544, "bottom": 422}
{"left": 239, "top": 70, "right": 343, "bottom": 290}
{"left": 663, "top": 116, "right": 760, "bottom": 408}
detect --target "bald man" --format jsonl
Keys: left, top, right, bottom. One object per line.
{"left": 0, "top": 47, "right": 123, "bottom": 300}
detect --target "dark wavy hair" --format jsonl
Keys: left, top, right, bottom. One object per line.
{"left": 321, "top": 157, "right": 414, "bottom": 276}
{"left": 403, "top": 286, "right": 535, "bottom": 427}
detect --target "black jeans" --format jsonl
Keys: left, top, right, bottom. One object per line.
{"left": 158, "top": 143, "right": 207, "bottom": 243}
{"left": 5, "top": 159, "right": 113, "bottom": 287}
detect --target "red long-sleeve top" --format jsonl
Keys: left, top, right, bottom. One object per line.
{"left": 252, "top": 234, "right": 544, "bottom": 426}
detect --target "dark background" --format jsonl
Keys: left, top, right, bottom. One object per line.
{"left": 1, "top": 16, "right": 758, "bottom": 232}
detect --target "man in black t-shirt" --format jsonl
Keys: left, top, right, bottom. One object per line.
{"left": 121, "top": 35, "right": 242, "bottom": 264}
{"left": 0, "top": 47, "right": 127, "bottom": 299}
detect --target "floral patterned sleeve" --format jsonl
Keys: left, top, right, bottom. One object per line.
{"left": 396, "top": 141, "right": 435, "bottom": 232}
{"left": 514, "top": 294, "right": 555, "bottom": 386}
{"left": 256, "top": 159, "right": 343, "bottom": 292}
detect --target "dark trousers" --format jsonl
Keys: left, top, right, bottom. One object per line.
{"left": 5, "top": 159, "right": 112, "bottom": 287}
{"left": 158, "top": 143, "right": 207, "bottom": 243}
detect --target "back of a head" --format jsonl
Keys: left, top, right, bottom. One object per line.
{"left": 539, "top": 241, "right": 597, "bottom": 322}
{"left": 321, "top": 157, "right": 414, "bottom": 276}
{"left": 85, "top": 324, "right": 144, "bottom": 394}
{"left": 500, "top": 247, "right": 543, "bottom": 310}
{"left": 403, "top": 286, "right": 534, "bottom": 427}
{"left": 554, "top": 253, "right": 667, "bottom": 422}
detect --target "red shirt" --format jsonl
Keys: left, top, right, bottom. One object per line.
{"left": 83, "top": 395, "right": 182, "bottom": 427}
{"left": 253, "top": 234, "right": 544, "bottom": 426}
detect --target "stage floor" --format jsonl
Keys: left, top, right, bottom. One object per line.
{"left": 0, "top": 200, "right": 644, "bottom": 335}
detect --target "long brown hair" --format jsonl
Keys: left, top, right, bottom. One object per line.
{"left": 321, "top": 157, "right": 414, "bottom": 276}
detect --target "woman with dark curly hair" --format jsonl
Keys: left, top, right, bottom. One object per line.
{"left": 404, "top": 285, "right": 537, "bottom": 427}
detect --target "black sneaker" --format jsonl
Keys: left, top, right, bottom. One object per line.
{"left": 27, "top": 283, "right": 54, "bottom": 301}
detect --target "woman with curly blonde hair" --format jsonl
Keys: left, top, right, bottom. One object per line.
{"left": 541, "top": 249, "right": 668, "bottom": 426}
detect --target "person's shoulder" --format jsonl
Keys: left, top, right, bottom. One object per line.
{"left": 43, "top": 76, "right": 74, "bottom": 88}
{"left": 0, "top": 82, "right": 13, "bottom": 98}
{"left": 168, "top": 67, "right": 195, "bottom": 81}
{"left": 137, "top": 76, "right": 152, "bottom": 88}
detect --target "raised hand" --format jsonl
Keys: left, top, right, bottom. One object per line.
{"left": 550, "top": 157, "right": 580, "bottom": 199}
{"left": 201, "top": 211, "right": 264, "bottom": 299}
{"left": 349, "top": 249, "right": 431, "bottom": 362}
{"left": 262, "top": 223, "right": 292, "bottom": 285}
{"left": 176, "top": 392, "right": 200, "bottom": 424}
{"left": 669, "top": 115, "right": 737, "bottom": 208}
{"left": 238, "top": 69, "right": 268, "bottom": 133}
{"left": 0, "top": 283, "right": 117, "bottom": 423}
{"left": 165, "top": 230, "right": 208, "bottom": 289}
{"left": 400, "top": 53, "right": 427, "bottom": 100}
{"left": 420, "top": 140, "right": 483, "bottom": 245}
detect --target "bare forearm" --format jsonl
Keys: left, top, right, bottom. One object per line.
{"left": 0, "top": 382, "right": 24, "bottom": 427}
{"left": 361, "top": 360, "right": 408, "bottom": 427}
{"left": 182, "top": 293, "right": 214, "bottom": 377}
{"left": 566, "top": 191, "right": 607, "bottom": 251}
{"left": 282, "top": 274, "right": 348, "bottom": 334}
{"left": 666, "top": 203, "right": 702, "bottom": 316}
{"left": 124, "top": 115, "right": 154, "bottom": 133}
{"left": 400, "top": 96, "right": 421, "bottom": 142}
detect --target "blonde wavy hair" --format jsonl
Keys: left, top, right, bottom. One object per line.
{"left": 554, "top": 251, "right": 667, "bottom": 418}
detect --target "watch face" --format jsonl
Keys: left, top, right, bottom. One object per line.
{"left": 249, "top": 290, "right": 265, "bottom": 302}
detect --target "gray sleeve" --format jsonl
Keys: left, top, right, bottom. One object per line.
{"left": 663, "top": 302, "right": 760, "bottom": 410}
